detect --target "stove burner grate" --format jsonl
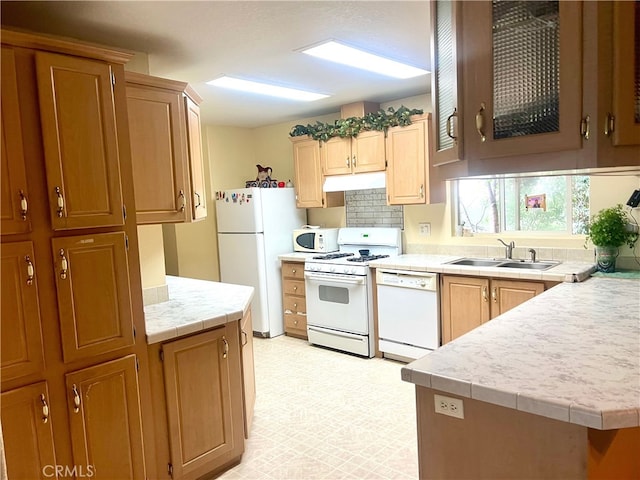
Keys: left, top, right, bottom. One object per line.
{"left": 312, "top": 252, "right": 354, "bottom": 260}
{"left": 347, "top": 254, "right": 390, "bottom": 263}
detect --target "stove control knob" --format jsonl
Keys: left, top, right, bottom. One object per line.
{"left": 329, "top": 266, "right": 336, "bottom": 273}
{"left": 419, "top": 280, "right": 426, "bottom": 287}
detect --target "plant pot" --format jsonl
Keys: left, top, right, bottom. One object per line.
{"left": 595, "top": 245, "right": 619, "bottom": 273}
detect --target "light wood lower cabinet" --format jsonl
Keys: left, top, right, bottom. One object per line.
{"left": 148, "top": 324, "right": 245, "bottom": 480}
{"left": 65, "top": 355, "right": 146, "bottom": 480}
{"left": 441, "top": 275, "right": 545, "bottom": 344}
{"left": 1, "top": 381, "right": 57, "bottom": 480}
{"left": 240, "top": 310, "right": 256, "bottom": 439}
{"left": 281, "top": 261, "right": 307, "bottom": 339}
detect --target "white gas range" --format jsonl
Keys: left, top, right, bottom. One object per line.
{"left": 303, "top": 227, "right": 402, "bottom": 357}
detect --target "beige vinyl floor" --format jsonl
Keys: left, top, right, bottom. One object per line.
{"left": 219, "top": 335, "right": 418, "bottom": 480}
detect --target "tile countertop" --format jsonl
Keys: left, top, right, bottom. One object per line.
{"left": 369, "top": 254, "right": 596, "bottom": 282}
{"left": 144, "top": 275, "right": 254, "bottom": 345}
{"left": 401, "top": 276, "right": 640, "bottom": 430}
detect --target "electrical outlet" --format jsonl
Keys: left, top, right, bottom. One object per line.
{"left": 434, "top": 394, "right": 464, "bottom": 419}
{"left": 419, "top": 222, "right": 431, "bottom": 237}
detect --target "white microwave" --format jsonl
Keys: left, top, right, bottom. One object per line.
{"left": 293, "top": 228, "right": 339, "bottom": 253}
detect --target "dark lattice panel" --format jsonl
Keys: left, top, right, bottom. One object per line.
{"left": 492, "top": 1, "right": 560, "bottom": 140}
{"left": 435, "top": 0, "right": 455, "bottom": 150}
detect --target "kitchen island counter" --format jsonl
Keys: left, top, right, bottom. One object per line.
{"left": 144, "top": 275, "right": 254, "bottom": 344}
{"left": 402, "top": 276, "right": 640, "bottom": 430}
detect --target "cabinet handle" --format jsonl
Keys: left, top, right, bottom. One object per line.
{"left": 293, "top": 285, "right": 297, "bottom": 292}
{"left": 420, "top": 184, "right": 424, "bottom": 198}
{"left": 346, "top": 157, "right": 350, "bottom": 167}
{"left": 25, "top": 255, "right": 35, "bottom": 285}
{"left": 446, "top": 108, "right": 458, "bottom": 140}
{"left": 293, "top": 302, "right": 298, "bottom": 309}
{"left": 241, "top": 330, "right": 248, "bottom": 346}
{"left": 482, "top": 286, "right": 488, "bottom": 302}
{"left": 59, "top": 249, "right": 68, "bottom": 280}
{"left": 222, "top": 336, "right": 229, "bottom": 359}
{"left": 294, "top": 319, "right": 298, "bottom": 326}
{"left": 19, "top": 190, "right": 28, "bottom": 220}
{"left": 72, "top": 384, "right": 81, "bottom": 413}
{"left": 291, "top": 269, "right": 296, "bottom": 274}
{"left": 475, "top": 103, "right": 486, "bottom": 142}
{"left": 178, "top": 190, "right": 186, "bottom": 211}
{"left": 492, "top": 287, "right": 498, "bottom": 303}
{"left": 194, "top": 192, "right": 201, "bottom": 208}
{"left": 352, "top": 155, "right": 357, "bottom": 167}
{"left": 55, "top": 186, "right": 65, "bottom": 217}
{"left": 604, "top": 113, "right": 615, "bottom": 137}
{"left": 580, "top": 115, "right": 590, "bottom": 140}
{"left": 40, "top": 394, "right": 49, "bottom": 423}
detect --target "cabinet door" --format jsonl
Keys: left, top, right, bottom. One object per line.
{"left": 1, "top": 381, "right": 57, "bottom": 480}
{"left": 321, "top": 136, "right": 352, "bottom": 175}
{"left": 1, "top": 46, "right": 31, "bottom": 235}
{"left": 185, "top": 96, "right": 207, "bottom": 221}
{"left": 292, "top": 138, "right": 324, "bottom": 208}
{"left": 240, "top": 311, "right": 255, "bottom": 439}
{"left": 612, "top": 1, "right": 640, "bottom": 146}
{"left": 441, "top": 275, "right": 490, "bottom": 344}
{"left": 52, "top": 232, "right": 134, "bottom": 363}
{"left": 430, "top": 0, "right": 464, "bottom": 166}
{"left": 1, "top": 241, "right": 45, "bottom": 383}
{"left": 352, "top": 130, "right": 386, "bottom": 173}
{"left": 126, "top": 85, "right": 189, "bottom": 224}
{"left": 162, "top": 326, "right": 244, "bottom": 479}
{"left": 386, "top": 120, "right": 427, "bottom": 205}
{"left": 35, "top": 52, "right": 125, "bottom": 230}
{"left": 462, "top": 1, "right": 583, "bottom": 161}
{"left": 66, "top": 355, "right": 145, "bottom": 480}
{"left": 490, "top": 279, "right": 544, "bottom": 318}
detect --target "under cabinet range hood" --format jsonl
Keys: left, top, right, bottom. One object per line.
{"left": 323, "top": 172, "right": 386, "bottom": 192}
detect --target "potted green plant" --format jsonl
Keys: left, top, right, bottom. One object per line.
{"left": 585, "top": 204, "right": 638, "bottom": 272}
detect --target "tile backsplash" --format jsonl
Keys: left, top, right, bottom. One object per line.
{"left": 345, "top": 188, "right": 403, "bottom": 229}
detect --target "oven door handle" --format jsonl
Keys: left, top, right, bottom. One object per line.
{"left": 304, "top": 272, "right": 365, "bottom": 285}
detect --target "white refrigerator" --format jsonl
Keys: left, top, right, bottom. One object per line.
{"left": 216, "top": 187, "right": 306, "bottom": 337}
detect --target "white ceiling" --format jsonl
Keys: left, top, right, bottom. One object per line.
{"left": 1, "top": 1, "right": 431, "bottom": 128}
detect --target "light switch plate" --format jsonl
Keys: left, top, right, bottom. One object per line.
{"left": 419, "top": 222, "right": 431, "bottom": 237}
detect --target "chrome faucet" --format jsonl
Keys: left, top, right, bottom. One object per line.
{"left": 528, "top": 248, "right": 537, "bottom": 263}
{"left": 497, "top": 239, "right": 515, "bottom": 259}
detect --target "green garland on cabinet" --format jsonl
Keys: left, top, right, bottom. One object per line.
{"left": 289, "top": 106, "right": 423, "bottom": 142}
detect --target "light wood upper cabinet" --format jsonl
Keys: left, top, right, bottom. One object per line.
{"left": 162, "top": 326, "right": 244, "bottom": 479}
{"left": 35, "top": 52, "right": 125, "bottom": 230}
{"left": 291, "top": 136, "right": 344, "bottom": 209}
{"left": 1, "top": 47, "right": 31, "bottom": 235}
{"left": 52, "top": 232, "right": 134, "bottom": 363}
{"left": 1, "top": 241, "right": 45, "bottom": 384}
{"left": 185, "top": 93, "right": 207, "bottom": 221}
{"left": 462, "top": 1, "right": 583, "bottom": 162}
{"left": 386, "top": 117, "right": 430, "bottom": 205}
{"left": 126, "top": 72, "right": 207, "bottom": 224}
{"left": 321, "top": 131, "right": 386, "bottom": 176}
{"left": 611, "top": 1, "right": 640, "bottom": 146}
{"left": 430, "top": 0, "right": 464, "bottom": 167}
{"left": 441, "top": 275, "right": 546, "bottom": 344}
{"left": 1, "top": 381, "right": 57, "bottom": 480}
{"left": 66, "top": 355, "right": 146, "bottom": 480}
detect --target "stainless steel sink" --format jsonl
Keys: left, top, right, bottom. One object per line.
{"left": 497, "top": 261, "right": 559, "bottom": 270}
{"left": 447, "top": 258, "right": 505, "bottom": 267}
{"left": 447, "top": 258, "right": 560, "bottom": 270}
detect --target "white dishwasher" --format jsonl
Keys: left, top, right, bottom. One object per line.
{"left": 376, "top": 269, "right": 440, "bottom": 362}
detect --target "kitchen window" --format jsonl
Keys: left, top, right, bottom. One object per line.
{"left": 455, "top": 175, "right": 589, "bottom": 235}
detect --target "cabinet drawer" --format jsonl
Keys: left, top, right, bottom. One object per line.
{"left": 283, "top": 279, "right": 305, "bottom": 296}
{"left": 284, "top": 313, "right": 307, "bottom": 337}
{"left": 282, "top": 262, "right": 304, "bottom": 279}
{"left": 283, "top": 295, "right": 306, "bottom": 314}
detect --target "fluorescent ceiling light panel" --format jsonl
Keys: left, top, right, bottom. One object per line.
{"left": 207, "top": 76, "right": 328, "bottom": 101}
{"left": 301, "top": 41, "right": 429, "bottom": 79}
